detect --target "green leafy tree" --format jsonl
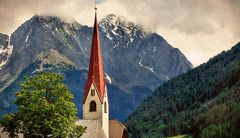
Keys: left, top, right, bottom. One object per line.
{"left": 1, "top": 72, "right": 85, "bottom": 138}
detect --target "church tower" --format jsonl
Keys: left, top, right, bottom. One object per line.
{"left": 82, "top": 8, "right": 109, "bottom": 138}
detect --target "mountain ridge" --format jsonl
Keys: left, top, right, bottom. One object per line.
{"left": 0, "top": 14, "right": 192, "bottom": 121}
{"left": 125, "top": 42, "right": 240, "bottom": 137}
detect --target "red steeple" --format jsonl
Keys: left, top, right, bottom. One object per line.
{"left": 83, "top": 10, "right": 105, "bottom": 104}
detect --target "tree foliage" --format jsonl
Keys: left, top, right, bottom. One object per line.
{"left": 1, "top": 72, "right": 85, "bottom": 138}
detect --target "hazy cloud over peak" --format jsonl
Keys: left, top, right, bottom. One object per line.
{"left": 0, "top": 0, "right": 239, "bottom": 66}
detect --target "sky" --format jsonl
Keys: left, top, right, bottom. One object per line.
{"left": 0, "top": 0, "right": 239, "bottom": 67}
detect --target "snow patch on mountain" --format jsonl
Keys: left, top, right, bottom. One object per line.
{"left": 25, "top": 29, "right": 32, "bottom": 43}
{"left": 138, "top": 52, "right": 144, "bottom": 67}
{"left": 145, "top": 66, "right": 154, "bottom": 73}
{"left": 113, "top": 43, "right": 119, "bottom": 49}
{"left": 0, "top": 48, "right": 8, "bottom": 54}
{"left": 106, "top": 33, "right": 113, "bottom": 40}
{"left": 130, "top": 38, "right": 134, "bottom": 43}
{"left": 166, "top": 76, "right": 170, "bottom": 80}
{"left": 153, "top": 47, "right": 157, "bottom": 52}
{"left": 138, "top": 52, "right": 155, "bottom": 73}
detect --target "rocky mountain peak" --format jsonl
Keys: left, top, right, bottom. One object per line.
{"left": 27, "top": 15, "right": 82, "bottom": 31}
{"left": 0, "top": 33, "right": 13, "bottom": 69}
{"left": 0, "top": 33, "right": 8, "bottom": 49}
{"left": 102, "top": 14, "right": 130, "bottom": 26}
{"left": 100, "top": 14, "right": 147, "bottom": 38}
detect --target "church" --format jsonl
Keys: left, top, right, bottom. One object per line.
{"left": 76, "top": 8, "right": 128, "bottom": 138}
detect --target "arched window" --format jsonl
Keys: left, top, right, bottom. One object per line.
{"left": 90, "top": 101, "right": 96, "bottom": 112}
{"left": 91, "top": 89, "right": 95, "bottom": 96}
{"left": 104, "top": 102, "right": 107, "bottom": 113}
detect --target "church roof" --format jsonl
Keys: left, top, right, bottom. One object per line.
{"left": 83, "top": 11, "right": 105, "bottom": 104}
{"left": 109, "top": 120, "right": 128, "bottom": 138}
{"left": 76, "top": 120, "right": 107, "bottom": 138}
{"left": 76, "top": 119, "right": 128, "bottom": 138}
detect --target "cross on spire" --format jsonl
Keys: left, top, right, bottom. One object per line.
{"left": 94, "top": 0, "right": 97, "bottom": 11}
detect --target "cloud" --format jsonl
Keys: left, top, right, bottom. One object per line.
{"left": 114, "top": 0, "right": 240, "bottom": 36}
{"left": 0, "top": 0, "right": 239, "bottom": 66}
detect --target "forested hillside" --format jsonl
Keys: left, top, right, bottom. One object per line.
{"left": 126, "top": 42, "right": 240, "bottom": 138}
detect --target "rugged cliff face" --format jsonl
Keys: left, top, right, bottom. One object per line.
{"left": 0, "top": 33, "right": 9, "bottom": 64}
{"left": 0, "top": 14, "right": 192, "bottom": 121}
{"left": 0, "top": 33, "right": 13, "bottom": 70}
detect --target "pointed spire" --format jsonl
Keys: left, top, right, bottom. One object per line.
{"left": 83, "top": 9, "right": 105, "bottom": 104}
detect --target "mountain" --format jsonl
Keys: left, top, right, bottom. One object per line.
{"left": 0, "top": 33, "right": 8, "bottom": 65}
{"left": 0, "top": 33, "right": 13, "bottom": 69}
{"left": 0, "top": 14, "right": 192, "bottom": 121}
{"left": 125, "top": 42, "right": 240, "bottom": 137}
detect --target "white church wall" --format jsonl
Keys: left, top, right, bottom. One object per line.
{"left": 102, "top": 87, "right": 109, "bottom": 138}
{"left": 83, "top": 83, "right": 102, "bottom": 120}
